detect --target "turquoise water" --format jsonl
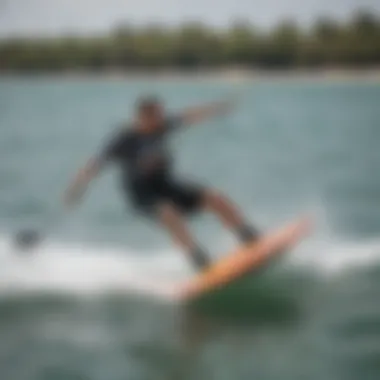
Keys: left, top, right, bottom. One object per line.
{"left": 0, "top": 77, "right": 380, "bottom": 380}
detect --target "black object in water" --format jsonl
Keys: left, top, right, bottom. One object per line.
{"left": 14, "top": 229, "right": 42, "bottom": 250}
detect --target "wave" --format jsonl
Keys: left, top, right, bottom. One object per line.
{"left": 0, "top": 230, "right": 380, "bottom": 300}
{"left": 0, "top": 235, "right": 184, "bottom": 299}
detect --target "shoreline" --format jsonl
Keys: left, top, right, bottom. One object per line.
{"left": 1, "top": 67, "right": 380, "bottom": 83}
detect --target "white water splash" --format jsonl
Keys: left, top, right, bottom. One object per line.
{"left": 0, "top": 235, "right": 187, "bottom": 299}
{"left": 290, "top": 236, "right": 380, "bottom": 275}
{"left": 0, "top": 230, "right": 379, "bottom": 299}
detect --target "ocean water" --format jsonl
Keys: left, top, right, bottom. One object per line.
{"left": 0, "top": 76, "right": 379, "bottom": 380}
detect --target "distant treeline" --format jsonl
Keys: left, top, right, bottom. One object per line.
{"left": 1, "top": 11, "right": 380, "bottom": 72}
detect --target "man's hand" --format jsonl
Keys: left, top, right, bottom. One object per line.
{"left": 63, "top": 183, "right": 85, "bottom": 208}
{"left": 180, "top": 96, "right": 240, "bottom": 126}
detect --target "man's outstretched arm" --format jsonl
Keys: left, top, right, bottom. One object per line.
{"left": 63, "top": 158, "right": 103, "bottom": 208}
{"left": 179, "top": 97, "right": 238, "bottom": 126}
{"left": 64, "top": 127, "right": 124, "bottom": 207}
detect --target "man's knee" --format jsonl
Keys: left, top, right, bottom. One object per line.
{"left": 202, "top": 190, "right": 230, "bottom": 210}
{"left": 156, "top": 202, "right": 181, "bottom": 224}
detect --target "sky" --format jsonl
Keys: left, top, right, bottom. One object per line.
{"left": 0, "top": 0, "right": 379, "bottom": 37}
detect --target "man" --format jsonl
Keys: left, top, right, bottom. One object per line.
{"left": 64, "top": 96, "right": 260, "bottom": 270}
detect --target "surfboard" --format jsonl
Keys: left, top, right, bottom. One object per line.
{"left": 178, "top": 217, "right": 313, "bottom": 302}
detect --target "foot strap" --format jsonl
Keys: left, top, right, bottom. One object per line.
{"left": 236, "top": 224, "right": 261, "bottom": 244}
{"left": 190, "top": 248, "right": 211, "bottom": 270}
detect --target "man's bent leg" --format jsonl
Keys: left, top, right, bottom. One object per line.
{"left": 202, "top": 190, "right": 260, "bottom": 244}
{"left": 156, "top": 202, "right": 210, "bottom": 270}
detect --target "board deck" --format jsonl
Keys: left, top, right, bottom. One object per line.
{"left": 178, "top": 217, "right": 313, "bottom": 302}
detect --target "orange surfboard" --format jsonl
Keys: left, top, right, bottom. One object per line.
{"left": 179, "top": 217, "right": 313, "bottom": 302}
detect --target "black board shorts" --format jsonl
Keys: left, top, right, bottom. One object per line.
{"left": 127, "top": 175, "right": 205, "bottom": 217}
